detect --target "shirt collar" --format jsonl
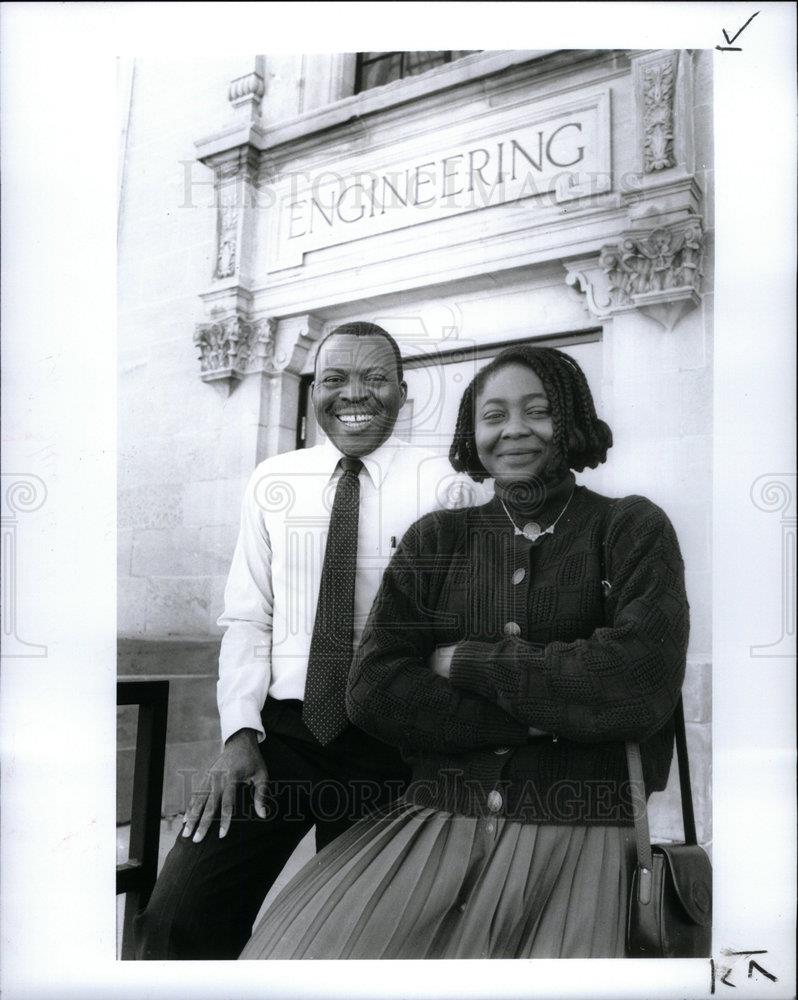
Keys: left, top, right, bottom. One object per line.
{"left": 320, "top": 434, "right": 403, "bottom": 489}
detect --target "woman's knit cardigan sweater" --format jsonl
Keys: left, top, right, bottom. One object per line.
{"left": 346, "top": 484, "right": 690, "bottom": 825}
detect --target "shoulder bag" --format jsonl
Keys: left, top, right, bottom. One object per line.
{"left": 625, "top": 696, "right": 712, "bottom": 958}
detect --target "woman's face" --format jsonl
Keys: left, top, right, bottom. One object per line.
{"left": 474, "top": 363, "right": 554, "bottom": 483}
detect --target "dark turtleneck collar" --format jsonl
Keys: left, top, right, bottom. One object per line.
{"left": 492, "top": 470, "right": 576, "bottom": 533}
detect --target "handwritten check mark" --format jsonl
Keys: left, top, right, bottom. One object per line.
{"left": 717, "top": 10, "right": 760, "bottom": 50}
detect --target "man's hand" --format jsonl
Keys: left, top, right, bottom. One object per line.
{"left": 430, "top": 644, "right": 458, "bottom": 680}
{"left": 182, "top": 728, "right": 268, "bottom": 842}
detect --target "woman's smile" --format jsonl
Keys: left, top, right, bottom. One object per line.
{"left": 474, "top": 363, "right": 554, "bottom": 482}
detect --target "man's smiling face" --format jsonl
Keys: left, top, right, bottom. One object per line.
{"left": 311, "top": 332, "right": 407, "bottom": 458}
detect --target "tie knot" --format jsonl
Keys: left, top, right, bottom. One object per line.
{"left": 339, "top": 457, "right": 364, "bottom": 476}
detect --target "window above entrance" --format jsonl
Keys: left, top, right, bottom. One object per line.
{"left": 354, "top": 51, "right": 479, "bottom": 94}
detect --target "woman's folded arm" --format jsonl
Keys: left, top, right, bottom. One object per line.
{"left": 346, "top": 514, "right": 529, "bottom": 755}
{"left": 449, "top": 497, "right": 690, "bottom": 743}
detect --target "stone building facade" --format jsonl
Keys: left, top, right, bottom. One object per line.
{"left": 117, "top": 49, "right": 713, "bottom": 849}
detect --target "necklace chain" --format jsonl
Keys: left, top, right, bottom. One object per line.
{"left": 499, "top": 488, "right": 575, "bottom": 541}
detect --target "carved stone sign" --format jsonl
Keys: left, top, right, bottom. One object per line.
{"left": 267, "top": 90, "right": 611, "bottom": 272}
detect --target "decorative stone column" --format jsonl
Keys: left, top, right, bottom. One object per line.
{"left": 192, "top": 59, "right": 290, "bottom": 473}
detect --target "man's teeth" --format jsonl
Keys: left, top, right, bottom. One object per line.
{"left": 336, "top": 414, "right": 374, "bottom": 426}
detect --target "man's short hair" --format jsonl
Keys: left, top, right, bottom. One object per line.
{"left": 313, "top": 322, "right": 404, "bottom": 382}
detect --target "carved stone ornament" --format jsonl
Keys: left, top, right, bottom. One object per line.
{"left": 194, "top": 311, "right": 277, "bottom": 392}
{"left": 564, "top": 217, "right": 704, "bottom": 332}
{"left": 601, "top": 219, "right": 703, "bottom": 299}
{"left": 228, "top": 71, "right": 265, "bottom": 111}
{"left": 216, "top": 202, "right": 238, "bottom": 279}
{"left": 211, "top": 147, "right": 259, "bottom": 281}
{"left": 642, "top": 55, "right": 676, "bottom": 173}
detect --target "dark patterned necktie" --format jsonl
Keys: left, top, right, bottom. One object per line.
{"left": 302, "top": 456, "right": 364, "bottom": 745}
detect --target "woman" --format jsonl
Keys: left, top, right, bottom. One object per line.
{"left": 240, "top": 345, "right": 689, "bottom": 960}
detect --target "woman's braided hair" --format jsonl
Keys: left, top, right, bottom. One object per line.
{"left": 449, "top": 345, "right": 613, "bottom": 482}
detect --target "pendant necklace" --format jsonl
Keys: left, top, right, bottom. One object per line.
{"left": 499, "top": 488, "right": 575, "bottom": 542}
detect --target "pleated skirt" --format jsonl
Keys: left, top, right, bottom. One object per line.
{"left": 240, "top": 802, "right": 637, "bottom": 960}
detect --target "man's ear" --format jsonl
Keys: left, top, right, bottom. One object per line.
{"left": 399, "top": 380, "right": 408, "bottom": 405}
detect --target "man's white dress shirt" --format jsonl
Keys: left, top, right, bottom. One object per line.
{"left": 217, "top": 435, "right": 473, "bottom": 743}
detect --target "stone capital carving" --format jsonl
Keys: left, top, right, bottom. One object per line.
{"left": 564, "top": 215, "right": 704, "bottom": 332}
{"left": 194, "top": 309, "right": 278, "bottom": 393}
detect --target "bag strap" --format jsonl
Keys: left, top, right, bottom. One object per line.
{"left": 600, "top": 505, "right": 698, "bottom": 887}
{"left": 673, "top": 695, "right": 698, "bottom": 845}
{"left": 625, "top": 695, "right": 697, "bottom": 903}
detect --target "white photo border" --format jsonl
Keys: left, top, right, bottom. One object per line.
{"left": 1, "top": 2, "right": 795, "bottom": 999}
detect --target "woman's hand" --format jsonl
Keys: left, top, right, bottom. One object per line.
{"left": 430, "top": 644, "right": 458, "bottom": 679}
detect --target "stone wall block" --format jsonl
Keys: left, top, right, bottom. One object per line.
{"left": 685, "top": 569, "right": 712, "bottom": 658}
{"left": 117, "top": 637, "right": 221, "bottom": 677}
{"left": 693, "top": 50, "right": 713, "bottom": 109}
{"left": 610, "top": 371, "right": 683, "bottom": 443}
{"left": 605, "top": 433, "right": 711, "bottom": 511}
{"left": 702, "top": 293, "right": 714, "bottom": 366}
{"left": 118, "top": 431, "right": 223, "bottom": 489}
{"left": 606, "top": 310, "right": 708, "bottom": 382}
{"left": 119, "top": 484, "right": 184, "bottom": 532}
{"left": 682, "top": 660, "right": 712, "bottom": 724}
{"left": 132, "top": 526, "right": 234, "bottom": 578}
{"left": 181, "top": 477, "right": 248, "bottom": 529}
{"left": 668, "top": 502, "right": 711, "bottom": 575}
{"left": 145, "top": 577, "right": 212, "bottom": 636}
{"left": 118, "top": 576, "right": 149, "bottom": 636}
{"left": 118, "top": 529, "right": 134, "bottom": 576}
{"left": 703, "top": 171, "right": 715, "bottom": 237}
{"left": 693, "top": 103, "right": 714, "bottom": 173}
{"left": 678, "top": 366, "right": 713, "bottom": 439}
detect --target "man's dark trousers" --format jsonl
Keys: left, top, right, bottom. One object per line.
{"left": 133, "top": 697, "right": 409, "bottom": 960}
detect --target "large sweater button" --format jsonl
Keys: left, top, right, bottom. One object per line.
{"left": 503, "top": 621, "right": 521, "bottom": 637}
{"left": 487, "top": 790, "right": 503, "bottom": 813}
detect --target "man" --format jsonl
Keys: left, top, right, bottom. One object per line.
{"left": 134, "top": 322, "right": 464, "bottom": 959}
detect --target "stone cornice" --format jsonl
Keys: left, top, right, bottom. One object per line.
{"left": 194, "top": 49, "right": 628, "bottom": 166}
